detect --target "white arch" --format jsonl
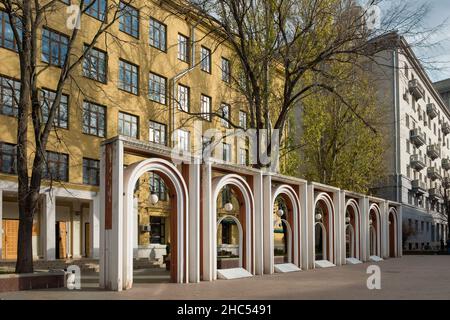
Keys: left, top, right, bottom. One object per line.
{"left": 272, "top": 185, "right": 301, "bottom": 266}
{"left": 212, "top": 174, "right": 255, "bottom": 279}
{"left": 388, "top": 207, "right": 398, "bottom": 257}
{"left": 314, "top": 222, "right": 327, "bottom": 260}
{"left": 369, "top": 203, "right": 382, "bottom": 257}
{"left": 217, "top": 215, "right": 244, "bottom": 267}
{"left": 314, "top": 192, "right": 335, "bottom": 263}
{"left": 123, "top": 158, "right": 189, "bottom": 287}
{"left": 345, "top": 199, "right": 361, "bottom": 260}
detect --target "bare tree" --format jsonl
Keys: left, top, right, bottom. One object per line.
{"left": 184, "top": 0, "right": 439, "bottom": 169}
{"left": 0, "top": 0, "right": 135, "bottom": 273}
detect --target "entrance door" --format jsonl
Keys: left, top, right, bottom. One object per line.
{"left": 55, "top": 222, "right": 67, "bottom": 259}
{"left": 2, "top": 220, "right": 19, "bottom": 260}
{"left": 85, "top": 222, "right": 90, "bottom": 257}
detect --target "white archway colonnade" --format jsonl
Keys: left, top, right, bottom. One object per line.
{"left": 99, "top": 137, "right": 402, "bottom": 291}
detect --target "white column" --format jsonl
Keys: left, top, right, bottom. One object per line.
{"left": 380, "top": 201, "right": 388, "bottom": 258}
{"left": 99, "top": 139, "right": 124, "bottom": 291}
{"left": 398, "top": 205, "right": 403, "bottom": 257}
{"left": 332, "top": 190, "right": 342, "bottom": 266}
{"left": 42, "top": 191, "right": 56, "bottom": 260}
{"left": 133, "top": 198, "right": 138, "bottom": 259}
{"left": 0, "top": 189, "right": 3, "bottom": 259}
{"left": 262, "top": 174, "right": 273, "bottom": 274}
{"left": 359, "top": 197, "right": 369, "bottom": 262}
{"left": 189, "top": 162, "right": 200, "bottom": 283}
{"left": 298, "top": 183, "right": 309, "bottom": 270}
{"left": 338, "top": 191, "right": 346, "bottom": 265}
{"left": 201, "top": 161, "right": 213, "bottom": 281}
{"left": 253, "top": 172, "right": 264, "bottom": 275}
{"left": 90, "top": 196, "right": 100, "bottom": 258}
{"left": 72, "top": 201, "right": 82, "bottom": 258}
{"left": 307, "top": 184, "right": 315, "bottom": 269}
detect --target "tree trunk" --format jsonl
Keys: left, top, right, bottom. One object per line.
{"left": 15, "top": 196, "right": 34, "bottom": 273}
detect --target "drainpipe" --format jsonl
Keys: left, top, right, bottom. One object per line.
{"left": 169, "top": 23, "right": 197, "bottom": 148}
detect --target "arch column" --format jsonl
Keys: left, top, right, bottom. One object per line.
{"left": 206, "top": 174, "right": 255, "bottom": 281}
{"left": 263, "top": 181, "right": 301, "bottom": 274}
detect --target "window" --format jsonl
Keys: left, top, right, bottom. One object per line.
{"left": 148, "top": 72, "right": 166, "bottom": 104}
{"left": 119, "top": 2, "right": 139, "bottom": 38}
{"left": 221, "top": 221, "right": 232, "bottom": 244}
{"left": 405, "top": 114, "right": 409, "bottom": 128}
{"left": 149, "top": 173, "right": 167, "bottom": 201}
{"left": 0, "top": 142, "right": 16, "bottom": 174}
{"left": 82, "top": 101, "right": 105, "bottom": 137}
{"left": 0, "top": 10, "right": 21, "bottom": 51}
{"left": 84, "top": 0, "right": 107, "bottom": 21}
{"left": 83, "top": 158, "right": 100, "bottom": 185}
{"left": 177, "top": 129, "right": 190, "bottom": 152}
{"left": 200, "top": 46, "right": 211, "bottom": 73}
{"left": 201, "top": 94, "right": 211, "bottom": 121}
{"left": 221, "top": 103, "right": 230, "bottom": 127}
{"left": 239, "top": 111, "right": 247, "bottom": 129}
{"left": 83, "top": 46, "right": 107, "bottom": 83}
{"left": 0, "top": 75, "right": 20, "bottom": 116}
{"left": 221, "top": 57, "right": 230, "bottom": 83}
{"left": 42, "top": 28, "right": 69, "bottom": 67}
{"left": 149, "top": 18, "right": 166, "bottom": 51}
{"left": 118, "top": 59, "right": 139, "bottom": 94}
{"left": 149, "top": 216, "right": 165, "bottom": 244}
{"left": 222, "top": 185, "right": 232, "bottom": 206}
{"left": 178, "top": 34, "right": 189, "bottom": 62}
{"left": 44, "top": 151, "right": 69, "bottom": 182}
{"left": 40, "top": 89, "right": 69, "bottom": 129}
{"left": 239, "top": 148, "right": 248, "bottom": 166}
{"left": 223, "top": 142, "right": 231, "bottom": 162}
{"left": 118, "top": 112, "right": 138, "bottom": 138}
{"left": 177, "top": 84, "right": 189, "bottom": 111}
{"left": 149, "top": 120, "right": 166, "bottom": 145}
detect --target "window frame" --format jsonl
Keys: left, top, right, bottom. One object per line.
{"left": 0, "top": 9, "right": 21, "bottom": 52}
{"left": 83, "top": 45, "right": 108, "bottom": 83}
{"left": 118, "top": 111, "right": 139, "bottom": 139}
{"left": 148, "top": 120, "right": 167, "bottom": 146}
{"left": 118, "top": 58, "right": 139, "bottom": 95}
{"left": 177, "top": 33, "right": 189, "bottom": 63}
{"left": 0, "top": 74, "right": 20, "bottom": 117}
{"left": 201, "top": 94, "right": 212, "bottom": 121}
{"left": 200, "top": 46, "right": 212, "bottom": 74}
{"left": 41, "top": 27, "right": 69, "bottom": 67}
{"left": 44, "top": 151, "right": 69, "bottom": 182}
{"left": 149, "top": 17, "right": 167, "bottom": 52}
{"left": 148, "top": 71, "right": 167, "bottom": 105}
{"left": 83, "top": 0, "right": 107, "bottom": 21}
{"left": 221, "top": 57, "right": 231, "bottom": 83}
{"left": 82, "top": 100, "right": 106, "bottom": 137}
{"left": 0, "top": 142, "right": 17, "bottom": 174}
{"left": 40, "top": 88, "right": 69, "bottom": 129}
{"left": 83, "top": 157, "right": 100, "bottom": 186}
{"left": 177, "top": 84, "right": 190, "bottom": 112}
{"left": 119, "top": 1, "right": 140, "bottom": 39}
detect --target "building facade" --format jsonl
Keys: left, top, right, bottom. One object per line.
{"left": 0, "top": 0, "right": 248, "bottom": 262}
{"left": 370, "top": 34, "right": 449, "bottom": 251}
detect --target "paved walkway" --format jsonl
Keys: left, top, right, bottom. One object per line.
{"left": 0, "top": 255, "right": 449, "bottom": 300}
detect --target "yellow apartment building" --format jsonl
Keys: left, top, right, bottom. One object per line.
{"left": 0, "top": 0, "right": 283, "bottom": 265}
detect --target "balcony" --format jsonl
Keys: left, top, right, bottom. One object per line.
{"left": 427, "top": 144, "right": 441, "bottom": 160}
{"left": 442, "top": 158, "right": 450, "bottom": 171}
{"left": 412, "top": 179, "right": 427, "bottom": 195}
{"left": 410, "top": 154, "right": 426, "bottom": 171}
{"left": 443, "top": 122, "right": 450, "bottom": 136}
{"left": 410, "top": 129, "right": 426, "bottom": 147}
{"left": 428, "top": 188, "right": 442, "bottom": 201}
{"left": 409, "top": 79, "right": 425, "bottom": 100}
{"left": 427, "top": 167, "right": 442, "bottom": 181}
{"left": 426, "top": 103, "right": 438, "bottom": 119}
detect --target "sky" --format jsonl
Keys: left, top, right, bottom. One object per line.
{"left": 382, "top": 0, "right": 450, "bottom": 82}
